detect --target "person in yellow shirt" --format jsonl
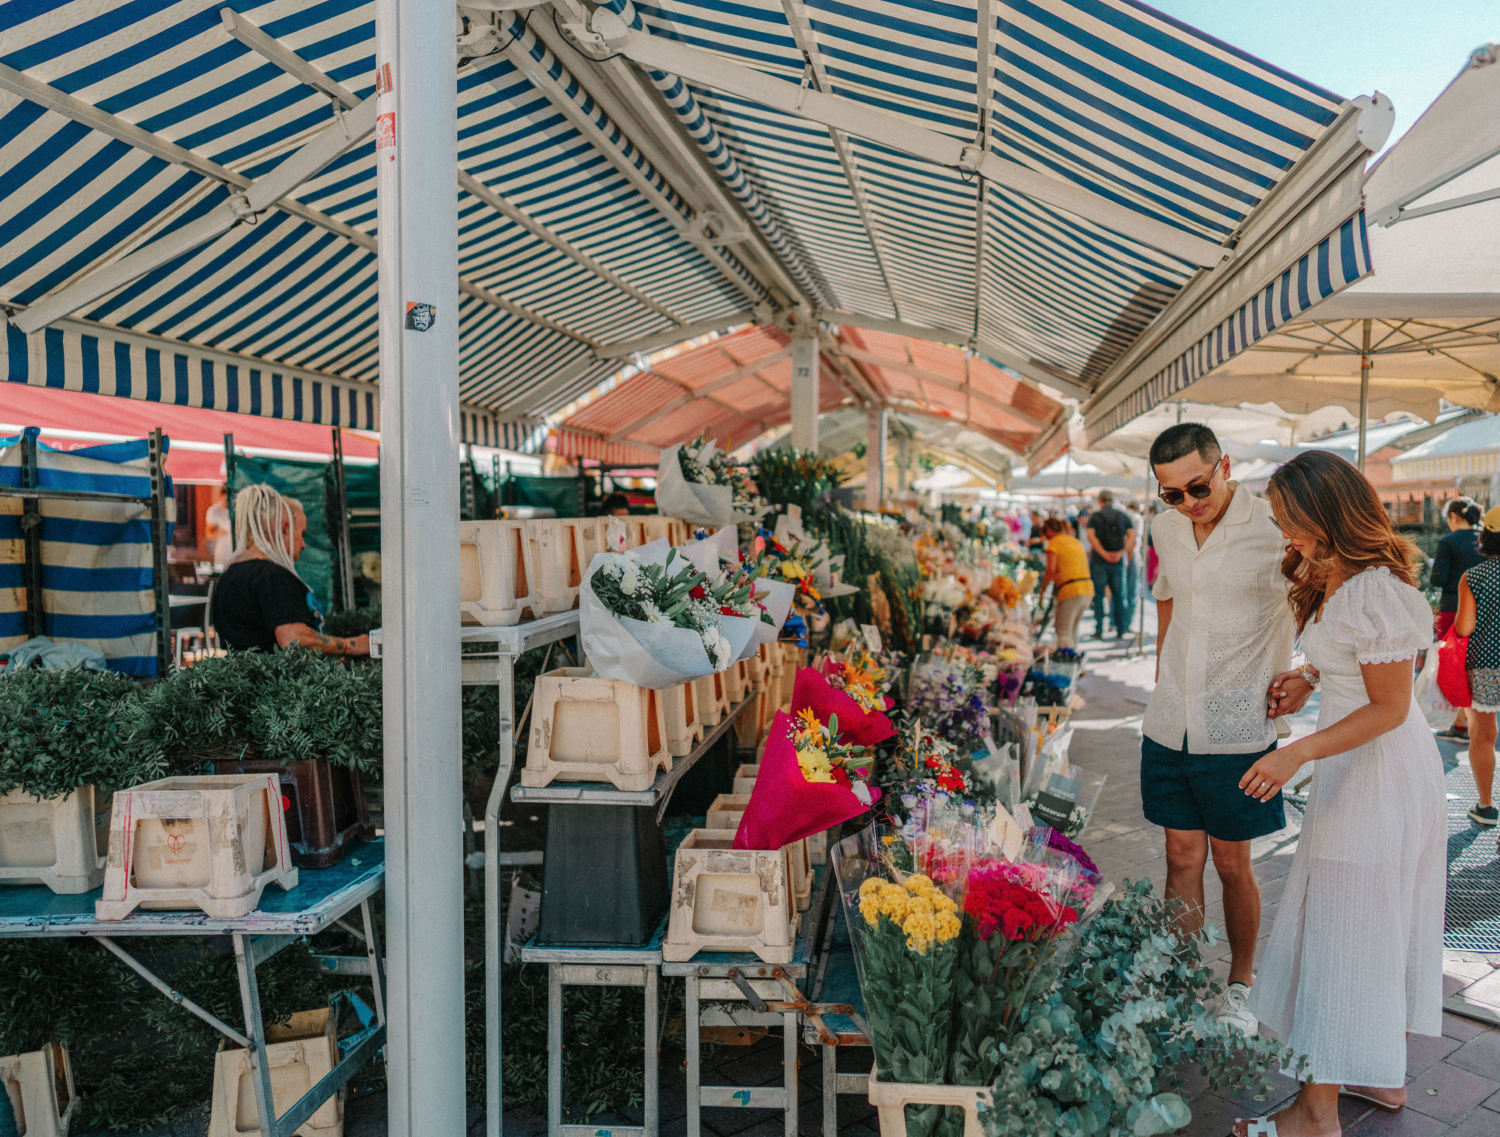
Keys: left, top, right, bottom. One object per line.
{"left": 1040, "top": 517, "right": 1095, "bottom": 648}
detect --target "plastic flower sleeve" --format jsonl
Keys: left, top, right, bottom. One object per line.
{"left": 655, "top": 442, "right": 736, "bottom": 528}
{"left": 831, "top": 823, "right": 964, "bottom": 1137}
{"left": 733, "top": 710, "right": 878, "bottom": 850}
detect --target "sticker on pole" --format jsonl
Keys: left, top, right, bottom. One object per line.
{"left": 404, "top": 302, "right": 436, "bottom": 332}
{"left": 375, "top": 111, "right": 395, "bottom": 161}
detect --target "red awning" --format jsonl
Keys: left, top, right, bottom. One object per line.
{"left": 556, "top": 325, "right": 1063, "bottom": 457}
{"left": 0, "top": 383, "right": 379, "bottom": 482}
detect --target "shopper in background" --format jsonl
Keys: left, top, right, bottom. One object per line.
{"left": 204, "top": 484, "right": 232, "bottom": 566}
{"left": 1086, "top": 488, "right": 1135, "bottom": 639}
{"left": 1040, "top": 517, "right": 1094, "bottom": 649}
{"left": 1239, "top": 450, "right": 1443, "bottom": 1134}
{"left": 1454, "top": 505, "right": 1500, "bottom": 827}
{"left": 1432, "top": 496, "right": 1483, "bottom": 742}
{"left": 598, "top": 492, "right": 631, "bottom": 516}
{"left": 1026, "top": 510, "right": 1047, "bottom": 551}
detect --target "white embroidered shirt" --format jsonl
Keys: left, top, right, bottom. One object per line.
{"left": 1146, "top": 482, "right": 1295, "bottom": 755}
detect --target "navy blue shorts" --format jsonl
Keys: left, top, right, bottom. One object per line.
{"left": 1140, "top": 735, "right": 1287, "bottom": 842}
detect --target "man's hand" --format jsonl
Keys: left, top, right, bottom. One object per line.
{"left": 1267, "top": 670, "right": 1313, "bottom": 719}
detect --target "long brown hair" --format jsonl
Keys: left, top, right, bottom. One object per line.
{"left": 1266, "top": 450, "right": 1420, "bottom": 631}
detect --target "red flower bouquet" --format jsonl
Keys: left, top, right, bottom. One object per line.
{"left": 733, "top": 710, "right": 879, "bottom": 850}
{"left": 792, "top": 666, "right": 895, "bottom": 748}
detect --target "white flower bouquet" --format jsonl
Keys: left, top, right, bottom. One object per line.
{"left": 579, "top": 540, "right": 758, "bottom": 687}
{"left": 657, "top": 431, "right": 766, "bottom": 528}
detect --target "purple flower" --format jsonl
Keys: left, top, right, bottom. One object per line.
{"left": 1047, "top": 829, "right": 1100, "bottom": 880}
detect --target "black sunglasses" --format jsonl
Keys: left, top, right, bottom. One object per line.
{"left": 1158, "top": 464, "right": 1220, "bottom": 506}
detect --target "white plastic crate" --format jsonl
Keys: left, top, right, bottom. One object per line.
{"left": 0, "top": 785, "right": 108, "bottom": 894}
{"left": 732, "top": 764, "right": 759, "bottom": 796}
{"left": 95, "top": 774, "right": 298, "bottom": 921}
{"left": 661, "top": 682, "right": 705, "bottom": 758}
{"left": 208, "top": 1008, "right": 340, "bottom": 1137}
{"left": 522, "top": 668, "right": 670, "bottom": 792}
{"left": 692, "top": 669, "right": 731, "bottom": 727}
{"left": 724, "top": 659, "right": 749, "bottom": 704}
{"left": 0, "top": 1042, "right": 75, "bottom": 1137}
{"left": 866, "top": 1072, "right": 988, "bottom": 1137}
{"left": 459, "top": 520, "right": 536, "bottom": 627}
{"left": 525, "top": 519, "right": 589, "bottom": 613}
{"left": 663, "top": 830, "right": 797, "bottom": 964}
{"left": 704, "top": 793, "right": 751, "bottom": 831}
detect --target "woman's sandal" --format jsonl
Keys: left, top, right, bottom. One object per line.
{"left": 1338, "top": 1086, "right": 1405, "bottom": 1113}
{"left": 1232, "top": 1118, "right": 1341, "bottom": 1137}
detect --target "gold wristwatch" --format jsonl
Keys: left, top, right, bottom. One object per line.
{"left": 1297, "top": 664, "right": 1320, "bottom": 690}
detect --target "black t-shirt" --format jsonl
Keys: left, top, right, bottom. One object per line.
{"left": 211, "top": 560, "right": 324, "bottom": 652}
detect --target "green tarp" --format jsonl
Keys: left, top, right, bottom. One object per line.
{"left": 230, "top": 454, "right": 335, "bottom": 614}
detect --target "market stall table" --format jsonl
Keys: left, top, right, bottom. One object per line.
{"left": 0, "top": 838, "right": 387, "bottom": 1137}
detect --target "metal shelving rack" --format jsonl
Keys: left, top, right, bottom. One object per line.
{"left": 3, "top": 426, "right": 173, "bottom": 677}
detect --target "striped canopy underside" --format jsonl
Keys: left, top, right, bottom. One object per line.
{"left": 0, "top": 0, "right": 1346, "bottom": 452}
{"left": 555, "top": 321, "right": 1064, "bottom": 461}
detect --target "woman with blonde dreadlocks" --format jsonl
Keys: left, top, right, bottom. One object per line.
{"left": 210, "top": 484, "right": 369, "bottom": 656}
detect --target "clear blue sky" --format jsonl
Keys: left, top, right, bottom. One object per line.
{"left": 1147, "top": 1, "right": 1499, "bottom": 148}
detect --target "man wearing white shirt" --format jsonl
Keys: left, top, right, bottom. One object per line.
{"left": 1144, "top": 423, "right": 1309, "bottom": 1036}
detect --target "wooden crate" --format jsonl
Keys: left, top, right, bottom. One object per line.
{"left": 525, "top": 519, "right": 589, "bottom": 613}
{"left": 866, "top": 1072, "right": 988, "bottom": 1137}
{"left": 459, "top": 519, "right": 536, "bottom": 627}
{"left": 0, "top": 785, "right": 107, "bottom": 894}
{"left": 663, "top": 830, "right": 797, "bottom": 963}
{"left": 523, "top": 669, "right": 671, "bottom": 792}
{"left": 692, "top": 669, "right": 731, "bottom": 727}
{"left": 0, "top": 1042, "right": 75, "bottom": 1137}
{"left": 95, "top": 775, "right": 298, "bottom": 921}
{"left": 208, "top": 1008, "right": 340, "bottom": 1137}
{"left": 662, "top": 682, "right": 705, "bottom": 758}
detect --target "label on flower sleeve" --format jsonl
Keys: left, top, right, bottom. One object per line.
{"left": 860, "top": 624, "right": 882, "bottom": 652}
{"left": 990, "top": 805, "right": 1025, "bottom": 861}
{"left": 1032, "top": 773, "right": 1082, "bottom": 831}
{"left": 1012, "top": 801, "right": 1033, "bottom": 829}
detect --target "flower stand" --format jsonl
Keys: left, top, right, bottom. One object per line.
{"left": 459, "top": 519, "right": 537, "bottom": 626}
{"left": 522, "top": 669, "right": 671, "bottom": 792}
{"left": 0, "top": 1043, "right": 75, "bottom": 1137}
{"left": 212, "top": 755, "right": 372, "bottom": 870}
{"left": 208, "top": 1008, "right": 341, "bottom": 1137}
{"left": 662, "top": 681, "right": 705, "bottom": 758}
{"left": 692, "top": 669, "right": 731, "bottom": 727}
{"left": 538, "top": 804, "right": 670, "bottom": 945}
{"left": 0, "top": 785, "right": 108, "bottom": 894}
{"left": 662, "top": 829, "right": 797, "bottom": 963}
{"left": 526, "top": 518, "right": 590, "bottom": 613}
{"left": 865, "top": 1072, "right": 988, "bottom": 1137}
{"left": 95, "top": 774, "right": 299, "bottom": 921}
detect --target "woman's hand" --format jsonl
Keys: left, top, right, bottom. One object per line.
{"left": 1238, "top": 741, "right": 1311, "bottom": 802}
{"left": 1267, "top": 670, "right": 1314, "bottom": 719}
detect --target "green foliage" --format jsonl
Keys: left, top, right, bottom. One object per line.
{"left": 0, "top": 936, "right": 360, "bottom": 1132}
{"left": 323, "top": 604, "right": 383, "bottom": 638}
{"left": 136, "top": 649, "right": 383, "bottom": 776}
{"left": 978, "top": 880, "right": 1304, "bottom": 1137}
{"left": 0, "top": 666, "right": 161, "bottom": 799}
{"left": 748, "top": 448, "right": 847, "bottom": 513}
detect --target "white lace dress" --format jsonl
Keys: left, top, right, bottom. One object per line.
{"left": 1250, "top": 568, "right": 1447, "bottom": 1088}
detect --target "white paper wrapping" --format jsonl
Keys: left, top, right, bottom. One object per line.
{"left": 656, "top": 443, "right": 735, "bottom": 528}
{"left": 578, "top": 540, "right": 757, "bottom": 688}
{"left": 747, "top": 578, "right": 796, "bottom": 653}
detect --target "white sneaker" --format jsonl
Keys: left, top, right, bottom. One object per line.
{"left": 1215, "top": 981, "right": 1259, "bottom": 1037}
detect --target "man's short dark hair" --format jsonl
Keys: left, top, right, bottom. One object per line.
{"left": 1149, "top": 422, "right": 1222, "bottom": 470}
{"left": 598, "top": 492, "right": 631, "bottom": 516}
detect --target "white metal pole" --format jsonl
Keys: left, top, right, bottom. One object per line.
{"left": 865, "top": 408, "right": 887, "bottom": 510}
{"left": 790, "top": 327, "right": 820, "bottom": 451}
{"left": 1357, "top": 318, "right": 1372, "bottom": 473}
{"left": 374, "top": 4, "right": 466, "bottom": 1136}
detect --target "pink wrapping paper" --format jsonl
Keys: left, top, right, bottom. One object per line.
{"left": 733, "top": 710, "right": 880, "bottom": 850}
{"left": 792, "top": 666, "right": 896, "bottom": 748}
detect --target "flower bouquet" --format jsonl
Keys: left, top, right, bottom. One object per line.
{"left": 792, "top": 663, "right": 895, "bottom": 749}
{"left": 733, "top": 708, "right": 879, "bottom": 850}
{"left": 656, "top": 430, "right": 764, "bottom": 528}
{"left": 578, "top": 541, "right": 757, "bottom": 688}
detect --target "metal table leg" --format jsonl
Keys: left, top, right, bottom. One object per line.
{"left": 823, "top": 1045, "right": 836, "bottom": 1137}
{"left": 547, "top": 961, "right": 658, "bottom": 1137}
{"left": 486, "top": 651, "right": 517, "bottom": 1137}
{"left": 233, "top": 933, "right": 278, "bottom": 1137}
{"left": 783, "top": 1010, "right": 798, "bottom": 1137}
{"left": 685, "top": 973, "right": 701, "bottom": 1137}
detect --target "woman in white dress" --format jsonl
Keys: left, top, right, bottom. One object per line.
{"left": 1233, "top": 451, "right": 1446, "bottom": 1137}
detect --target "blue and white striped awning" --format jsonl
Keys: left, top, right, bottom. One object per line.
{"left": 0, "top": 428, "right": 173, "bottom": 675}
{"left": 1086, "top": 209, "right": 1374, "bottom": 442}
{"left": 1, "top": 1, "right": 1373, "bottom": 449}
